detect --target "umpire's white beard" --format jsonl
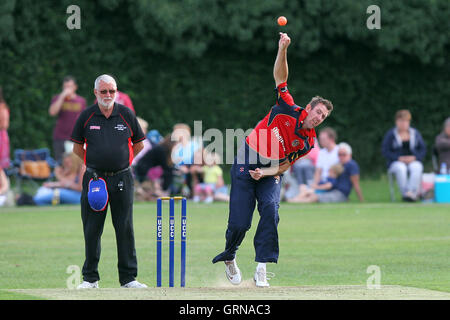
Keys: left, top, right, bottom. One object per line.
{"left": 98, "top": 97, "right": 114, "bottom": 109}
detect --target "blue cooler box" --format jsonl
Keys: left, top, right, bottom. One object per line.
{"left": 434, "top": 174, "right": 450, "bottom": 203}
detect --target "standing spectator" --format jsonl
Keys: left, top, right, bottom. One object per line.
{"left": 312, "top": 127, "right": 339, "bottom": 187}
{"left": 115, "top": 91, "right": 135, "bottom": 113}
{"left": 382, "top": 110, "right": 426, "bottom": 201}
{"left": 33, "top": 152, "right": 85, "bottom": 205}
{"left": 71, "top": 74, "right": 147, "bottom": 289}
{"left": 0, "top": 87, "right": 10, "bottom": 169}
{"left": 49, "top": 76, "right": 86, "bottom": 164}
{"left": 435, "top": 117, "right": 450, "bottom": 171}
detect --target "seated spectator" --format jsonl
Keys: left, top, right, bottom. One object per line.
{"left": 214, "top": 185, "right": 230, "bottom": 202}
{"left": 134, "top": 135, "right": 179, "bottom": 199}
{"left": 312, "top": 127, "right": 339, "bottom": 187}
{"left": 33, "top": 152, "right": 85, "bottom": 205}
{"left": 171, "top": 123, "right": 202, "bottom": 196}
{"left": 292, "top": 137, "right": 320, "bottom": 186}
{"left": 147, "top": 129, "right": 163, "bottom": 148}
{"left": 283, "top": 137, "right": 320, "bottom": 201}
{"left": 291, "top": 164, "right": 344, "bottom": 202}
{"left": 132, "top": 117, "right": 152, "bottom": 167}
{"left": 192, "top": 151, "right": 225, "bottom": 203}
{"left": 288, "top": 143, "right": 364, "bottom": 203}
{"left": 0, "top": 169, "right": 14, "bottom": 207}
{"left": 435, "top": 117, "right": 450, "bottom": 171}
{"left": 382, "top": 110, "right": 426, "bottom": 201}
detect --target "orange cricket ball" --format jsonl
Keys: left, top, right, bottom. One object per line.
{"left": 277, "top": 16, "right": 287, "bottom": 26}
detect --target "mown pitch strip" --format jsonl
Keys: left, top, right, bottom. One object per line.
{"left": 8, "top": 285, "right": 450, "bottom": 300}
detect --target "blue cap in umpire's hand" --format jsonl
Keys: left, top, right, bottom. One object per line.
{"left": 88, "top": 177, "right": 108, "bottom": 211}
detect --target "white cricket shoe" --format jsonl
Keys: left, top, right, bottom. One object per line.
{"left": 225, "top": 259, "right": 242, "bottom": 285}
{"left": 121, "top": 280, "right": 148, "bottom": 288}
{"left": 254, "top": 267, "right": 271, "bottom": 288}
{"left": 77, "top": 281, "right": 99, "bottom": 289}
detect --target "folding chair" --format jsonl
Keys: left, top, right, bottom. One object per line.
{"left": 387, "top": 170, "right": 396, "bottom": 202}
{"left": 11, "top": 148, "right": 57, "bottom": 194}
{"left": 431, "top": 145, "right": 439, "bottom": 173}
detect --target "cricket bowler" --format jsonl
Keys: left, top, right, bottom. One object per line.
{"left": 212, "top": 32, "right": 334, "bottom": 287}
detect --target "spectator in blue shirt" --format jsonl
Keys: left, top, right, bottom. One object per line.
{"left": 171, "top": 123, "right": 203, "bottom": 197}
{"left": 381, "top": 110, "right": 426, "bottom": 201}
{"left": 288, "top": 143, "right": 364, "bottom": 203}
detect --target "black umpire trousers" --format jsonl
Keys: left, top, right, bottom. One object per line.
{"left": 80, "top": 168, "right": 137, "bottom": 286}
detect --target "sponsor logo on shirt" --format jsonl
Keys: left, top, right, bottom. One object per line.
{"left": 90, "top": 125, "right": 101, "bottom": 130}
{"left": 115, "top": 124, "right": 127, "bottom": 131}
{"left": 272, "top": 127, "right": 286, "bottom": 152}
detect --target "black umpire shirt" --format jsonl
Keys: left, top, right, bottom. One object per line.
{"left": 71, "top": 103, "right": 145, "bottom": 172}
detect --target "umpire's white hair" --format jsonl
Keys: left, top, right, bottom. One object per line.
{"left": 338, "top": 142, "right": 352, "bottom": 155}
{"left": 94, "top": 74, "right": 117, "bottom": 89}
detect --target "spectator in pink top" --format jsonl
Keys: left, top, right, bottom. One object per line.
{"left": 291, "top": 137, "right": 320, "bottom": 186}
{"left": 0, "top": 87, "right": 10, "bottom": 169}
{"left": 49, "top": 76, "right": 86, "bottom": 163}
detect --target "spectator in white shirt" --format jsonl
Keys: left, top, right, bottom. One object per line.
{"left": 312, "top": 127, "right": 339, "bottom": 187}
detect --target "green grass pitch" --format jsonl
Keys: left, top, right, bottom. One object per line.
{"left": 0, "top": 196, "right": 449, "bottom": 299}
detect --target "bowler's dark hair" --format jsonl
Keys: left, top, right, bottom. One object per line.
{"left": 309, "top": 96, "right": 333, "bottom": 114}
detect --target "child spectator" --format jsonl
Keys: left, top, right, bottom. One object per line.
{"left": 291, "top": 163, "right": 344, "bottom": 202}
{"left": 193, "top": 151, "right": 224, "bottom": 203}
{"left": 288, "top": 143, "right": 363, "bottom": 203}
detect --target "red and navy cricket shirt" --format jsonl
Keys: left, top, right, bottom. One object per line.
{"left": 246, "top": 82, "right": 316, "bottom": 165}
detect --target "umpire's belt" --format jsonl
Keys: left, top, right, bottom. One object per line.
{"left": 86, "top": 167, "right": 130, "bottom": 177}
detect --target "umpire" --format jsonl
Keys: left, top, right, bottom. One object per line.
{"left": 71, "top": 74, "right": 147, "bottom": 288}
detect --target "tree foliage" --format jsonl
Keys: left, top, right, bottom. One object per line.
{"left": 0, "top": 0, "right": 448, "bottom": 175}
